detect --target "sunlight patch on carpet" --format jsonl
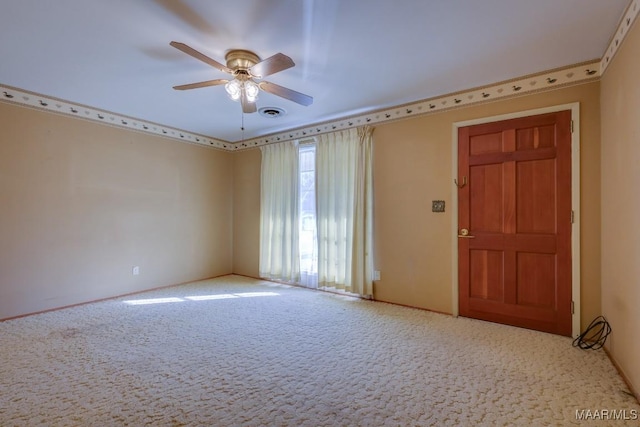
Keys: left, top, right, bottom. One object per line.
{"left": 123, "top": 291, "right": 280, "bottom": 305}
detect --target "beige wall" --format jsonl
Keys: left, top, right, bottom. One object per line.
{"left": 373, "top": 83, "right": 602, "bottom": 328}
{"left": 233, "top": 148, "right": 261, "bottom": 278}
{"left": 601, "top": 20, "right": 640, "bottom": 397}
{"left": 233, "top": 83, "right": 602, "bottom": 330}
{"left": 0, "top": 103, "right": 233, "bottom": 319}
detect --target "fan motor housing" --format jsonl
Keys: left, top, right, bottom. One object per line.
{"left": 225, "top": 50, "right": 260, "bottom": 71}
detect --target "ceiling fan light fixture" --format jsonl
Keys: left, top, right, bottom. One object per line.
{"left": 245, "top": 80, "right": 259, "bottom": 102}
{"left": 224, "top": 79, "right": 259, "bottom": 103}
{"left": 225, "top": 79, "right": 242, "bottom": 101}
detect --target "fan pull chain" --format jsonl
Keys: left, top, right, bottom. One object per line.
{"left": 241, "top": 112, "right": 245, "bottom": 142}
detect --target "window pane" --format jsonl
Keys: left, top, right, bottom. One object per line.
{"left": 299, "top": 145, "right": 317, "bottom": 284}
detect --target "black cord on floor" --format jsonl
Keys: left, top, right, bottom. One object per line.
{"left": 572, "top": 316, "right": 612, "bottom": 350}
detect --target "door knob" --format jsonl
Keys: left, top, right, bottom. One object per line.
{"left": 458, "top": 228, "right": 475, "bottom": 238}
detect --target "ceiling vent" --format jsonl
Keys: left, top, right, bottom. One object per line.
{"left": 259, "top": 107, "right": 286, "bottom": 118}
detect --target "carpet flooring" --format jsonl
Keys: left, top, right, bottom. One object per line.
{"left": 1, "top": 275, "right": 638, "bottom": 426}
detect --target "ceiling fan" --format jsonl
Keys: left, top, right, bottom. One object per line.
{"left": 170, "top": 41, "right": 313, "bottom": 114}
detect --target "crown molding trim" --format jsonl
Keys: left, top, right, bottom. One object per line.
{"left": 601, "top": 0, "right": 639, "bottom": 74}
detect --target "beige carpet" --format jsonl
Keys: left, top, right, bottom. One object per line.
{"left": 1, "top": 275, "right": 638, "bottom": 426}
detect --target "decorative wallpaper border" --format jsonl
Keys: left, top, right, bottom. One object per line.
{"left": 0, "top": 60, "right": 604, "bottom": 153}
{"left": 4, "top": 0, "right": 639, "bottom": 155}
{"left": 600, "top": 0, "right": 639, "bottom": 73}
{"left": 232, "top": 60, "right": 601, "bottom": 150}
{"left": 0, "top": 85, "right": 230, "bottom": 150}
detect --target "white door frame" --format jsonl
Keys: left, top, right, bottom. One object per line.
{"left": 451, "top": 103, "right": 581, "bottom": 338}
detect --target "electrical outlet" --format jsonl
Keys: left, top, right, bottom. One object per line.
{"left": 373, "top": 270, "right": 381, "bottom": 281}
{"left": 132, "top": 266, "right": 140, "bottom": 276}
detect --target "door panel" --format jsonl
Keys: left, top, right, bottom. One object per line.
{"left": 469, "top": 250, "right": 504, "bottom": 301}
{"left": 516, "top": 125, "right": 556, "bottom": 150}
{"left": 516, "top": 159, "right": 556, "bottom": 234}
{"left": 516, "top": 252, "right": 556, "bottom": 307}
{"left": 470, "top": 164, "right": 503, "bottom": 232}
{"left": 458, "top": 110, "right": 572, "bottom": 336}
{"left": 469, "top": 132, "right": 503, "bottom": 155}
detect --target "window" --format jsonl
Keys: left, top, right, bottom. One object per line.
{"left": 260, "top": 128, "right": 373, "bottom": 296}
{"left": 299, "top": 144, "right": 318, "bottom": 286}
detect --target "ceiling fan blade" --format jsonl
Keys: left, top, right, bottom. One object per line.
{"left": 259, "top": 81, "right": 313, "bottom": 106}
{"left": 170, "top": 41, "right": 233, "bottom": 74}
{"left": 173, "top": 79, "right": 228, "bottom": 90}
{"left": 241, "top": 92, "right": 257, "bottom": 114}
{"left": 249, "top": 53, "right": 294, "bottom": 78}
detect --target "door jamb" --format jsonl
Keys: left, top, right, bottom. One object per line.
{"left": 451, "top": 103, "right": 581, "bottom": 338}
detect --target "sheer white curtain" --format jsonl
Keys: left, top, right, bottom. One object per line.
{"left": 316, "top": 127, "right": 374, "bottom": 297}
{"left": 259, "top": 140, "right": 300, "bottom": 283}
{"left": 352, "top": 126, "right": 374, "bottom": 296}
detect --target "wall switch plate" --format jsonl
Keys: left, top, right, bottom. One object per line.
{"left": 432, "top": 200, "right": 445, "bottom": 212}
{"left": 373, "top": 270, "right": 381, "bottom": 281}
{"left": 132, "top": 266, "right": 140, "bottom": 275}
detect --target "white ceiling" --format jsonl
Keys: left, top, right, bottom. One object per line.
{"left": 0, "top": 0, "right": 630, "bottom": 143}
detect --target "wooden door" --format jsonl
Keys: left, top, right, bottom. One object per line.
{"left": 457, "top": 111, "right": 572, "bottom": 336}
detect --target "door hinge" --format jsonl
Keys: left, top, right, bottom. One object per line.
{"left": 571, "top": 210, "right": 575, "bottom": 224}
{"left": 571, "top": 301, "right": 575, "bottom": 314}
{"left": 571, "top": 120, "right": 574, "bottom": 133}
